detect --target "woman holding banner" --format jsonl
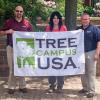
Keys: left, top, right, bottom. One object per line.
{"left": 45, "top": 11, "right": 67, "bottom": 93}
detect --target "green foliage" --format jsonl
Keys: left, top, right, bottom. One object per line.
{"left": 84, "top": 6, "right": 94, "bottom": 16}
{"left": 55, "top": 0, "right": 65, "bottom": 16}
{"left": 77, "top": 0, "right": 95, "bottom": 16}
{"left": 0, "top": 0, "right": 96, "bottom": 30}
{"left": 77, "top": 0, "right": 84, "bottom": 16}
{"left": 0, "top": 0, "right": 65, "bottom": 29}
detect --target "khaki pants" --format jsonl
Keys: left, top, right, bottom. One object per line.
{"left": 81, "top": 50, "right": 96, "bottom": 93}
{"left": 7, "top": 46, "right": 26, "bottom": 89}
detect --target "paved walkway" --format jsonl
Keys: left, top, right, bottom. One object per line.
{"left": 0, "top": 76, "right": 100, "bottom": 100}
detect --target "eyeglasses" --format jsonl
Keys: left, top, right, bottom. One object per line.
{"left": 15, "top": 10, "right": 23, "bottom": 13}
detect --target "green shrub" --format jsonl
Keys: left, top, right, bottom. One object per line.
{"left": 84, "top": 6, "right": 94, "bottom": 16}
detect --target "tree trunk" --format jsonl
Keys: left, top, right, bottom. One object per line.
{"left": 65, "top": 0, "right": 77, "bottom": 30}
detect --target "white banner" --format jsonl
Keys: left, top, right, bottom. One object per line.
{"left": 13, "top": 30, "right": 85, "bottom": 76}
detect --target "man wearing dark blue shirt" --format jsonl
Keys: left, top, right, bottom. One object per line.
{"left": 77, "top": 13, "right": 100, "bottom": 98}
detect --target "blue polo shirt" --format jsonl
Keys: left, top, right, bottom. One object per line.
{"left": 77, "top": 24, "right": 100, "bottom": 52}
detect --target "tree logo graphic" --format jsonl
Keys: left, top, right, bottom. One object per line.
{"left": 16, "top": 38, "right": 35, "bottom": 69}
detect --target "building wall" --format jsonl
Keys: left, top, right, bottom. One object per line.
{"left": 0, "top": 36, "right": 7, "bottom": 65}
{"left": 0, "top": 36, "right": 9, "bottom": 77}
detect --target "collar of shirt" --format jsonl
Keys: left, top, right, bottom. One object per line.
{"left": 82, "top": 23, "right": 91, "bottom": 30}
{"left": 82, "top": 25, "right": 89, "bottom": 29}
